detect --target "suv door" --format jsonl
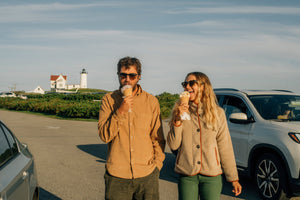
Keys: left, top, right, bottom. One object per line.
{"left": 221, "top": 95, "right": 254, "bottom": 168}
{"left": 0, "top": 122, "right": 30, "bottom": 200}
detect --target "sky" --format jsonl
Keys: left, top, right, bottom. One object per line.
{"left": 1, "top": 0, "right": 300, "bottom": 95}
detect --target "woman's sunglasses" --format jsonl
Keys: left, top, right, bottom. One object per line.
{"left": 119, "top": 73, "right": 138, "bottom": 80}
{"left": 181, "top": 80, "right": 198, "bottom": 88}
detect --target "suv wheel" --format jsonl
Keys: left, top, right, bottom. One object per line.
{"left": 255, "top": 153, "right": 288, "bottom": 200}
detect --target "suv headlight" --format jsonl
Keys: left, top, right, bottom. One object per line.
{"left": 289, "top": 132, "right": 300, "bottom": 144}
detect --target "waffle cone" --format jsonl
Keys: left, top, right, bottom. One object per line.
{"left": 123, "top": 87, "right": 132, "bottom": 96}
{"left": 180, "top": 96, "right": 189, "bottom": 104}
{"left": 180, "top": 91, "right": 190, "bottom": 103}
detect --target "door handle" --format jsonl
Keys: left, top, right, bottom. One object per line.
{"left": 22, "top": 171, "right": 29, "bottom": 180}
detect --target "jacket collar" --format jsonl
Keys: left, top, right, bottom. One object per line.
{"left": 189, "top": 101, "right": 203, "bottom": 116}
{"left": 135, "top": 84, "right": 143, "bottom": 96}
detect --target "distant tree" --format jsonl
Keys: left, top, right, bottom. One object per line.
{"left": 156, "top": 92, "right": 179, "bottom": 119}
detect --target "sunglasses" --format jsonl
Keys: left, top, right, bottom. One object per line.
{"left": 119, "top": 73, "right": 138, "bottom": 80}
{"left": 181, "top": 80, "right": 198, "bottom": 88}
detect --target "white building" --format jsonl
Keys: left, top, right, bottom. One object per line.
{"left": 80, "top": 68, "right": 88, "bottom": 89}
{"left": 27, "top": 86, "right": 45, "bottom": 94}
{"left": 50, "top": 75, "right": 67, "bottom": 90}
{"left": 50, "top": 69, "right": 88, "bottom": 91}
{"left": 33, "top": 86, "right": 45, "bottom": 94}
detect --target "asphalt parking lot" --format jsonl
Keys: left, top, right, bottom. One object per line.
{"left": 1, "top": 109, "right": 299, "bottom": 200}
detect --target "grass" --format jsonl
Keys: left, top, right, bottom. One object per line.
{"left": 0, "top": 108, "right": 98, "bottom": 122}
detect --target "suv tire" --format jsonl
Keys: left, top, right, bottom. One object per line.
{"left": 255, "top": 153, "right": 289, "bottom": 200}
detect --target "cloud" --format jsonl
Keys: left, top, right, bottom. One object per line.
{"left": 0, "top": 2, "right": 123, "bottom": 12}
{"left": 0, "top": 44, "right": 59, "bottom": 51}
{"left": 166, "top": 6, "right": 300, "bottom": 15}
{"left": 3, "top": 26, "right": 300, "bottom": 67}
{"left": 1, "top": 1, "right": 300, "bottom": 94}
{"left": 15, "top": 29, "right": 126, "bottom": 40}
{"left": 0, "top": 2, "right": 127, "bottom": 23}
{"left": 174, "top": 19, "right": 300, "bottom": 32}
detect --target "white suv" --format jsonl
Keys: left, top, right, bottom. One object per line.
{"left": 215, "top": 89, "right": 300, "bottom": 200}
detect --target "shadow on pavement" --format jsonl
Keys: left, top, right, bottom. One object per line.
{"left": 39, "top": 187, "right": 62, "bottom": 200}
{"left": 222, "top": 175, "right": 262, "bottom": 200}
{"left": 76, "top": 144, "right": 262, "bottom": 199}
{"left": 77, "top": 144, "right": 107, "bottom": 163}
{"left": 160, "top": 152, "right": 179, "bottom": 183}
{"left": 76, "top": 144, "right": 179, "bottom": 183}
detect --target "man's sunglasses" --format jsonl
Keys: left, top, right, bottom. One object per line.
{"left": 119, "top": 73, "right": 138, "bottom": 80}
{"left": 181, "top": 80, "right": 198, "bottom": 88}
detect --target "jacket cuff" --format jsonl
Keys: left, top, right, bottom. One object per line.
{"left": 228, "top": 179, "right": 239, "bottom": 183}
{"left": 173, "top": 121, "right": 182, "bottom": 127}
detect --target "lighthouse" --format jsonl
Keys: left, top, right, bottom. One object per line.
{"left": 80, "top": 68, "right": 88, "bottom": 88}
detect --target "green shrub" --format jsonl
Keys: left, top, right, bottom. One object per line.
{"left": 156, "top": 92, "right": 179, "bottom": 119}
{"left": 0, "top": 92, "right": 178, "bottom": 120}
{"left": 0, "top": 97, "right": 101, "bottom": 119}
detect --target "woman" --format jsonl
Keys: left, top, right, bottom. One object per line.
{"left": 167, "top": 72, "right": 242, "bottom": 200}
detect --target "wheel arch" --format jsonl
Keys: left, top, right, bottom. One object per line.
{"left": 248, "top": 144, "right": 292, "bottom": 181}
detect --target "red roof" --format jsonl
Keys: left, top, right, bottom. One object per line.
{"left": 50, "top": 75, "right": 67, "bottom": 81}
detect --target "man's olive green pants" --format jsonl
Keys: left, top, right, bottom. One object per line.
{"left": 104, "top": 168, "right": 159, "bottom": 200}
{"left": 178, "top": 174, "right": 222, "bottom": 200}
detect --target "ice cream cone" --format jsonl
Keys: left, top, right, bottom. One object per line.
{"left": 123, "top": 88, "right": 132, "bottom": 96}
{"left": 180, "top": 91, "right": 190, "bottom": 104}
{"left": 121, "top": 85, "right": 132, "bottom": 97}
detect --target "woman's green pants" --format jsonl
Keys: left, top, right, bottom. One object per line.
{"left": 178, "top": 174, "right": 222, "bottom": 200}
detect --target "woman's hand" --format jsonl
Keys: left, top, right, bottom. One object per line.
{"left": 174, "top": 102, "right": 189, "bottom": 125}
{"left": 232, "top": 181, "right": 242, "bottom": 196}
{"left": 178, "top": 102, "right": 189, "bottom": 115}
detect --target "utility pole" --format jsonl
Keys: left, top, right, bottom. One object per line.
{"left": 8, "top": 83, "right": 17, "bottom": 92}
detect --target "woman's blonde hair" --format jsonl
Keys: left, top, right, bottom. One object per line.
{"left": 169, "top": 72, "right": 219, "bottom": 130}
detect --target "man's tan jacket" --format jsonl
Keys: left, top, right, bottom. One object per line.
{"left": 98, "top": 85, "right": 165, "bottom": 179}
{"left": 167, "top": 102, "right": 239, "bottom": 182}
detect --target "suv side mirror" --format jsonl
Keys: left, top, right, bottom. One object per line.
{"left": 229, "top": 113, "right": 254, "bottom": 124}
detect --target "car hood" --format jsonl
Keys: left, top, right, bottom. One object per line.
{"left": 270, "top": 121, "right": 300, "bottom": 132}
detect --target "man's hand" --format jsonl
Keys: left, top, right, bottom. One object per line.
{"left": 118, "top": 95, "right": 134, "bottom": 114}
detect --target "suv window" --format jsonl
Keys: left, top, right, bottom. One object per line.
{"left": 222, "top": 96, "right": 252, "bottom": 120}
{"left": 0, "top": 124, "right": 13, "bottom": 167}
{"left": 249, "top": 95, "right": 300, "bottom": 121}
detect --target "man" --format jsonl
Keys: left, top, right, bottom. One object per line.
{"left": 98, "top": 56, "right": 166, "bottom": 200}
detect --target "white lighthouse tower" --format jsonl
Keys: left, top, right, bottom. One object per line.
{"left": 80, "top": 68, "right": 88, "bottom": 88}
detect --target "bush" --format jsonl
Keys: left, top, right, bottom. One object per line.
{"left": 0, "top": 97, "right": 101, "bottom": 119}
{"left": 156, "top": 92, "right": 179, "bottom": 119}
{"left": 0, "top": 92, "right": 179, "bottom": 120}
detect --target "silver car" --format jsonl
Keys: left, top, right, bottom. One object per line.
{"left": 215, "top": 89, "right": 300, "bottom": 200}
{"left": 0, "top": 120, "right": 39, "bottom": 200}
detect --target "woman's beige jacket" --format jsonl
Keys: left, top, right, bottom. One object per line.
{"left": 167, "top": 102, "right": 239, "bottom": 182}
